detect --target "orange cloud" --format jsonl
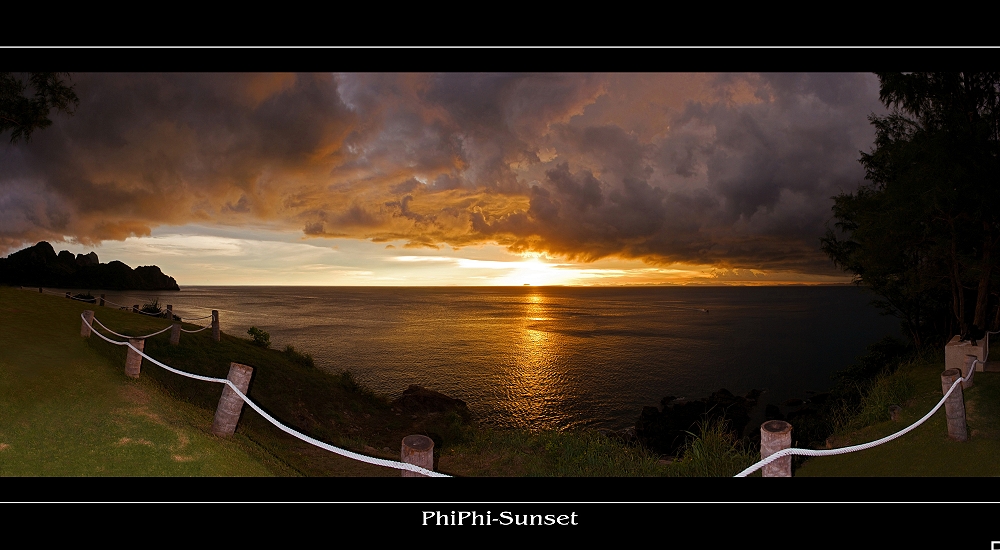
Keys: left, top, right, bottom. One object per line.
{"left": 0, "top": 72, "right": 884, "bottom": 278}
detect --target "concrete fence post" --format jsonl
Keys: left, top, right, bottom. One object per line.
{"left": 401, "top": 434, "right": 435, "bottom": 477}
{"left": 125, "top": 338, "right": 145, "bottom": 379}
{"left": 132, "top": 304, "right": 139, "bottom": 314}
{"left": 80, "top": 310, "right": 94, "bottom": 338}
{"left": 165, "top": 304, "right": 173, "bottom": 320}
{"left": 761, "top": 420, "right": 793, "bottom": 477}
{"left": 212, "top": 310, "right": 220, "bottom": 342}
{"left": 169, "top": 321, "right": 181, "bottom": 345}
{"left": 99, "top": 294, "right": 105, "bottom": 307}
{"left": 941, "top": 368, "right": 968, "bottom": 442}
{"left": 38, "top": 287, "right": 42, "bottom": 293}
{"left": 211, "top": 362, "right": 254, "bottom": 436}
{"left": 962, "top": 355, "right": 977, "bottom": 389}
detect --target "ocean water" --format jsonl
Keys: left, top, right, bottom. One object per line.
{"left": 78, "top": 285, "right": 900, "bottom": 431}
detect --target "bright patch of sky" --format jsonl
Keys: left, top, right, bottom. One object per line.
{"left": 43, "top": 224, "right": 849, "bottom": 286}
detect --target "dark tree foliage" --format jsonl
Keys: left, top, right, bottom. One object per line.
{"left": 823, "top": 73, "right": 1000, "bottom": 348}
{"left": 0, "top": 72, "right": 79, "bottom": 143}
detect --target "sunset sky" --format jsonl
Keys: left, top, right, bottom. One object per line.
{"left": 0, "top": 70, "right": 888, "bottom": 286}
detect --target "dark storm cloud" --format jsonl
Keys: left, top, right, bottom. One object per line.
{"left": 1, "top": 73, "right": 358, "bottom": 246}
{"left": 472, "top": 72, "right": 885, "bottom": 274}
{"left": 1, "top": 72, "right": 884, "bottom": 277}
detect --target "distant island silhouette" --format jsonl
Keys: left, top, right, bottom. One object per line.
{"left": 0, "top": 241, "right": 179, "bottom": 290}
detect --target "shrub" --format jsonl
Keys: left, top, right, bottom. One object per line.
{"left": 140, "top": 298, "right": 163, "bottom": 314}
{"left": 247, "top": 326, "right": 271, "bottom": 348}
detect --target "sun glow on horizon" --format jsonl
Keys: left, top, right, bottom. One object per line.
{"left": 34, "top": 230, "right": 852, "bottom": 287}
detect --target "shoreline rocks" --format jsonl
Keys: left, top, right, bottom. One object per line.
{"left": 390, "top": 385, "right": 471, "bottom": 421}
{"left": 633, "top": 388, "right": 762, "bottom": 457}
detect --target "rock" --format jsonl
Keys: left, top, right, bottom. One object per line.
{"left": 634, "top": 387, "right": 762, "bottom": 457}
{"left": 0, "top": 241, "right": 179, "bottom": 290}
{"left": 390, "top": 385, "right": 471, "bottom": 420}
{"left": 76, "top": 252, "right": 99, "bottom": 266}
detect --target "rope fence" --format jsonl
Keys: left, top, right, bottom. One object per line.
{"left": 91, "top": 316, "right": 174, "bottom": 340}
{"left": 26, "top": 287, "right": 224, "bottom": 344}
{"left": 80, "top": 311, "right": 447, "bottom": 477}
{"left": 29, "top": 287, "right": 212, "bottom": 320}
{"left": 22, "top": 285, "right": 994, "bottom": 478}
{"left": 735, "top": 329, "right": 998, "bottom": 477}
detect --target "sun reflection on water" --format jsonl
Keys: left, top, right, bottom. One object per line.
{"left": 494, "top": 291, "right": 576, "bottom": 429}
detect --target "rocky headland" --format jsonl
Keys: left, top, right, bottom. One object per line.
{"left": 0, "top": 241, "right": 180, "bottom": 290}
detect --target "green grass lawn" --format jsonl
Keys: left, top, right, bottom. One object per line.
{"left": 0, "top": 287, "right": 294, "bottom": 476}
{"left": 795, "top": 351, "right": 1000, "bottom": 476}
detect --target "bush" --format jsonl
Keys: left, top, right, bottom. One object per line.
{"left": 247, "top": 326, "right": 271, "bottom": 348}
{"left": 140, "top": 298, "right": 163, "bottom": 315}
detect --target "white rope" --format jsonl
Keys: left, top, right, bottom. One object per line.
{"left": 180, "top": 324, "right": 212, "bottom": 333}
{"left": 91, "top": 316, "right": 174, "bottom": 340}
{"left": 735, "top": 364, "right": 973, "bottom": 477}
{"left": 82, "top": 313, "right": 447, "bottom": 477}
{"left": 32, "top": 287, "right": 210, "bottom": 322}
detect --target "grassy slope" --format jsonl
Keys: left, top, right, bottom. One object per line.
{"left": 26, "top": 283, "right": 994, "bottom": 478}
{"left": 795, "top": 351, "right": 1000, "bottom": 476}
{"left": 0, "top": 287, "right": 291, "bottom": 476}
{"left": 0, "top": 286, "right": 673, "bottom": 477}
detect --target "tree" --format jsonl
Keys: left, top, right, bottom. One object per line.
{"left": 0, "top": 72, "right": 79, "bottom": 143}
{"left": 823, "top": 73, "right": 1000, "bottom": 348}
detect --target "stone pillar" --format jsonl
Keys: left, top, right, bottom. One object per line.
{"left": 169, "top": 321, "right": 181, "bottom": 345}
{"left": 211, "top": 362, "right": 254, "bottom": 436}
{"left": 165, "top": 304, "right": 173, "bottom": 320}
{"left": 38, "top": 287, "right": 42, "bottom": 293}
{"left": 125, "top": 339, "right": 145, "bottom": 379}
{"left": 942, "top": 368, "right": 968, "bottom": 442}
{"left": 962, "top": 355, "right": 977, "bottom": 389}
{"left": 99, "top": 294, "right": 105, "bottom": 307}
{"left": 761, "top": 420, "right": 792, "bottom": 477}
{"left": 946, "top": 335, "right": 985, "bottom": 374}
{"left": 212, "top": 310, "right": 220, "bottom": 342}
{"left": 80, "top": 310, "right": 95, "bottom": 338}
{"left": 401, "top": 434, "right": 435, "bottom": 477}
{"left": 132, "top": 304, "right": 139, "bottom": 314}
